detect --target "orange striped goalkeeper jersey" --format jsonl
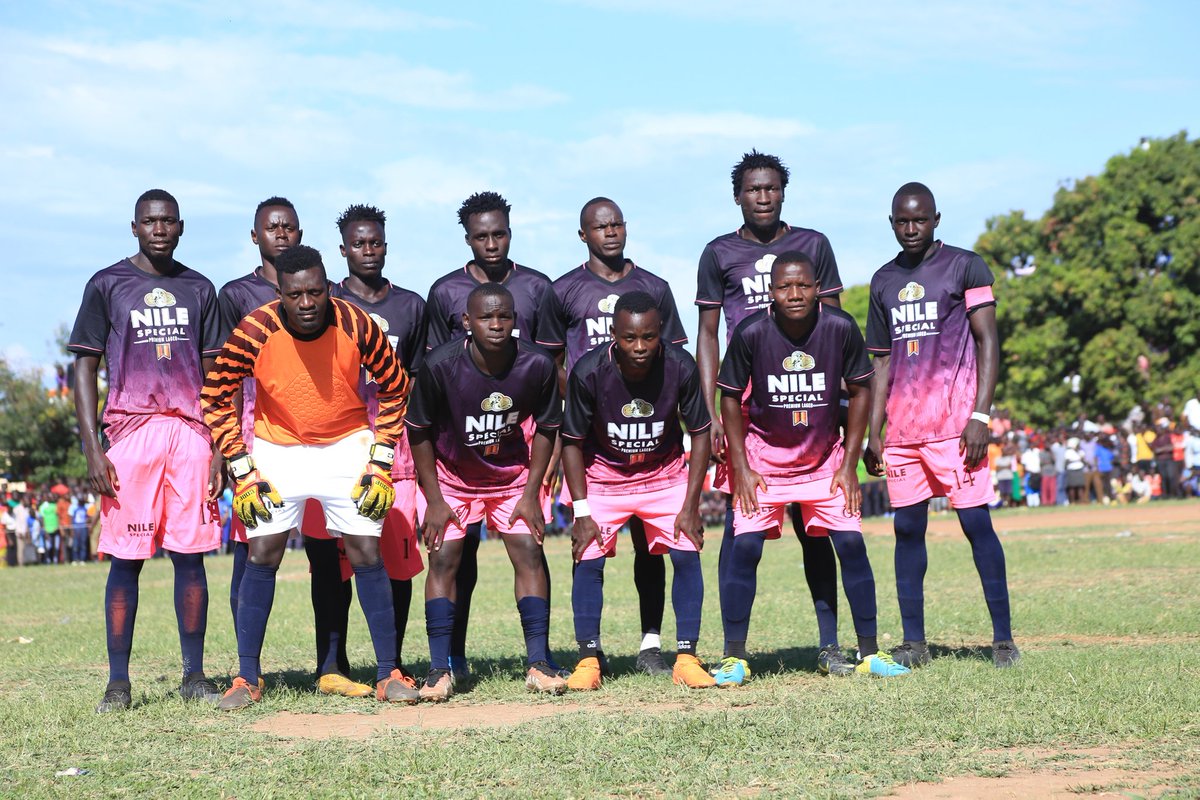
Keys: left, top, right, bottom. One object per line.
{"left": 202, "top": 298, "right": 410, "bottom": 456}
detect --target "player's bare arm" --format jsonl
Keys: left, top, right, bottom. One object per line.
{"left": 865, "top": 356, "right": 890, "bottom": 477}
{"left": 561, "top": 439, "right": 604, "bottom": 562}
{"left": 510, "top": 428, "right": 557, "bottom": 545}
{"left": 697, "top": 307, "right": 725, "bottom": 463}
{"left": 74, "top": 354, "right": 119, "bottom": 498}
{"left": 673, "top": 430, "right": 712, "bottom": 550}
{"left": 721, "top": 393, "right": 765, "bottom": 515}
{"left": 832, "top": 380, "right": 870, "bottom": 517}
{"left": 410, "top": 429, "right": 459, "bottom": 551}
{"left": 962, "top": 304, "right": 999, "bottom": 470}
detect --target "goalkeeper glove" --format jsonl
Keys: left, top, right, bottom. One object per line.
{"left": 229, "top": 455, "right": 283, "bottom": 529}
{"left": 352, "top": 443, "right": 395, "bottom": 521}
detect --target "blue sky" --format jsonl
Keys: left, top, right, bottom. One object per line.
{"left": 2, "top": 0, "right": 1197, "bottom": 372}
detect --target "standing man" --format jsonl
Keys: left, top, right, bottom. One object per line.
{"left": 694, "top": 151, "right": 848, "bottom": 673}
{"left": 536, "top": 197, "right": 689, "bottom": 675}
{"left": 423, "top": 191, "right": 556, "bottom": 679}
{"left": 408, "top": 283, "right": 565, "bottom": 701}
{"left": 560, "top": 291, "right": 714, "bottom": 690}
{"left": 332, "top": 203, "right": 427, "bottom": 684}
{"left": 864, "top": 182, "right": 1019, "bottom": 668}
{"left": 70, "top": 189, "right": 225, "bottom": 712}
{"left": 202, "top": 244, "right": 416, "bottom": 709}
{"left": 716, "top": 254, "right": 907, "bottom": 685}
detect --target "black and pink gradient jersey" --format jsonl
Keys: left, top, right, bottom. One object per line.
{"left": 406, "top": 338, "right": 561, "bottom": 493}
{"left": 536, "top": 262, "right": 688, "bottom": 373}
{"left": 696, "top": 224, "right": 843, "bottom": 341}
{"left": 866, "top": 242, "right": 996, "bottom": 448}
{"left": 717, "top": 306, "right": 872, "bottom": 481}
{"left": 216, "top": 270, "right": 280, "bottom": 451}
{"left": 332, "top": 280, "right": 427, "bottom": 481}
{"left": 68, "top": 259, "right": 223, "bottom": 445}
{"left": 562, "top": 342, "right": 710, "bottom": 494}
{"left": 423, "top": 263, "right": 552, "bottom": 350}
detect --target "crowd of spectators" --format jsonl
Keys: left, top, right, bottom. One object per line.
{"left": 2, "top": 482, "right": 100, "bottom": 567}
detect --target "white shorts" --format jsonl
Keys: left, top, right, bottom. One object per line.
{"left": 249, "top": 430, "right": 383, "bottom": 539}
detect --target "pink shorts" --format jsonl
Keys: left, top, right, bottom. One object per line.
{"left": 416, "top": 483, "right": 539, "bottom": 543}
{"left": 579, "top": 482, "right": 697, "bottom": 561}
{"left": 731, "top": 474, "right": 860, "bottom": 537}
{"left": 884, "top": 438, "right": 996, "bottom": 509}
{"left": 380, "top": 479, "right": 423, "bottom": 580}
{"left": 99, "top": 417, "right": 220, "bottom": 560}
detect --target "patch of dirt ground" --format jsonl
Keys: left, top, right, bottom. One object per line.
{"left": 862, "top": 501, "right": 1200, "bottom": 540}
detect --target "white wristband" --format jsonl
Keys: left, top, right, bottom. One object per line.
{"left": 970, "top": 412, "right": 991, "bottom": 425}
{"left": 573, "top": 498, "right": 591, "bottom": 518}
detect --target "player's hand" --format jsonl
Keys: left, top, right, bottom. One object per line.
{"left": 959, "top": 418, "right": 989, "bottom": 471}
{"left": 351, "top": 463, "right": 395, "bottom": 521}
{"left": 864, "top": 435, "right": 886, "bottom": 477}
{"left": 421, "top": 500, "right": 461, "bottom": 552}
{"left": 207, "top": 452, "right": 226, "bottom": 502}
{"left": 510, "top": 494, "right": 546, "bottom": 546}
{"left": 85, "top": 446, "right": 120, "bottom": 499}
{"left": 830, "top": 466, "right": 861, "bottom": 517}
{"left": 571, "top": 514, "right": 605, "bottom": 563}
{"left": 709, "top": 419, "right": 727, "bottom": 465}
{"left": 673, "top": 505, "right": 704, "bottom": 551}
{"left": 233, "top": 470, "right": 283, "bottom": 529}
{"left": 732, "top": 466, "right": 766, "bottom": 516}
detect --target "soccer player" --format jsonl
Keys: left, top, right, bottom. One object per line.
{"left": 70, "top": 189, "right": 225, "bottom": 712}
{"left": 560, "top": 291, "right": 715, "bottom": 690}
{"left": 332, "top": 203, "right": 427, "bottom": 683}
{"left": 536, "top": 197, "right": 690, "bottom": 675}
{"left": 695, "top": 150, "right": 851, "bottom": 674}
{"left": 423, "top": 191, "right": 556, "bottom": 679}
{"left": 202, "top": 244, "right": 416, "bottom": 709}
{"left": 408, "top": 283, "right": 565, "bottom": 700}
{"left": 715, "top": 253, "right": 908, "bottom": 685}
{"left": 863, "top": 182, "right": 1019, "bottom": 669}
{"left": 215, "top": 197, "right": 362, "bottom": 697}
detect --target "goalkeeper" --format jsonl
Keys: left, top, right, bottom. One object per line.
{"left": 202, "top": 244, "right": 412, "bottom": 710}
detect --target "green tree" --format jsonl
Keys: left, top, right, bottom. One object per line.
{"left": 0, "top": 358, "right": 85, "bottom": 483}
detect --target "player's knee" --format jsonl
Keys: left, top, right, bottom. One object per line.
{"left": 247, "top": 535, "right": 287, "bottom": 567}
{"left": 341, "top": 535, "right": 380, "bottom": 568}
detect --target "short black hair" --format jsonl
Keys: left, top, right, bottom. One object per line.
{"left": 579, "top": 196, "right": 618, "bottom": 229}
{"left": 136, "top": 188, "right": 177, "bottom": 208}
{"left": 256, "top": 196, "right": 295, "bottom": 215}
{"left": 336, "top": 203, "right": 386, "bottom": 233}
{"left": 771, "top": 251, "right": 816, "bottom": 279}
{"left": 613, "top": 290, "right": 658, "bottom": 317}
{"left": 731, "top": 150, "right": 790, "bottom": 195}
{"left": 458, "top": 191, "right": 511, "bottom": 230}
{"left": 467, "top": 281, "right": 514, "bottom": 308}
{"left": 275, "top": 244, "right": 324, "bottom": 277}
{"left": 893, "top": 182, "right": 936, "bottom": 206}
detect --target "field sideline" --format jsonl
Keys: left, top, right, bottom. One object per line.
{"left": 2, "top": 500, "right": 1199, "bottom": 798}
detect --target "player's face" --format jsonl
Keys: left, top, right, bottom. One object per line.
{"left": 131, "top": 200, "right": 183, "bottom": 260}
{"left": 770, "top": 261, "right": 819, "bottom": 323}
{"left": 611, "top": 308, "right": 662, "bottom": 372}
{"left": 735, "top": 168, "right": 785, "bottom": 230}
{"left": 277, "top": 266, "right": 329, "bottom": 335}
{"left": 890, "top": 193, "right": 940, "bottom": 258}
{"left": 252, "top": 206, "right": 302, "bottom": 263}
{"left": 579, "top": 202, "right": 627, "bottom": 261}
{"left": 464, "top": 210, "right": 511, "bottom": 269}
{"left": 340, "top": 221, "right": 386, "bottom": 281}
{"left": 464, "top": 293, "right": 515, "bottom": 354}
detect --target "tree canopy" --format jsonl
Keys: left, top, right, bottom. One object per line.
{"left": 0, "top": 358, "right": 84, "bottom": 484}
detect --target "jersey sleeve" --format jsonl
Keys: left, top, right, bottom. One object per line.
{"left": 200, "top": 283, "right": 224, "bottom": 357}
{"left": 964, "top": 254, "right": 997, "bottom": 312}
{"left": 812, "top": 233, "right": 844, "bottom": 297}
{"left": 865, "top": 282, "right": 892, "bottom": 355}
{"left": 561, "top": 368, "right": 593, "bottom": 441}
{"left": 658, "top": 284, "right": 689, "bottom": 346}
{"left": 535, "top": 358, "right": 563, "bottom": 431}
{"left": 715, "top": 325, "right": 753, "bottom": 393}
{"left": 202, "top": 310, "right": 271, "bottom": 458}
{"left": 423, "top": 288, "right": 452, "bottom": 351}
{"left": 695, "top": 245, "right": 724, "bottom": 307}
{"left": 404, "top": 361, "right": 441, "bottom": 430}
{"left": 842, "top": 323, "right": 874, "bottom": 384}
{"left": 533, "top": 285, "right": 566, "bottom": 350}
{"left": 678, "top": 356, "right": 713, "bottom": 433}
{"left": 352, "top": 306, "right": 410, "bottom": 446}
{"left": 68, "top": 279, "right": 109, "bottom": 356}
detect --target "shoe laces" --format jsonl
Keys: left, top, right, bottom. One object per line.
{"left": 871, "top": 651, "right": 901, "bottom": 666}
{"left": 529, "top": 660, "right": 559, "bottom": 678}
{"left": 425, "top": 668, "right": 450, "bottom": 687}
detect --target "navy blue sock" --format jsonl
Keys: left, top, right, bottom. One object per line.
{"left": 893, "top": 503, "right": 929, "bottom": 642}
{"left": 669, "top": 549, "right": 703, "bottom": 655}
{"left": 451, "top": 524, "right": 481, "bottom": 660}
{"left": 956, "top": 505, "right": 1013, "bottom": 642}
{"left": 630, "top": 518, "right": 665, "bottom": 636}
{"left": 390, "top": 578, "right": 412, "bottom": 665}
{"left": 236, "top": 562, "right": 278, "bottom": 684}
{"left": 829, "top": 530, "right": 878, "bottom": 655}
{"left": 352, "top": 561, "right": 397, "bottom": 681}
{"left": 229, "top": 541, "right": 248, "bottom": 628}
{"left": 791, "top": 506, "right": 840, "bottom": 648}
{"left": 168, "top": 550, "right": 208, "bottom": 678}
{"left": 517, "top": 595, "right": 551, "bottom": 666}
{"left": 571, "top": 558, "right": 605, "bottom": 651}
{"left": 721, "top": 531, "right": 766, "bottom": 649}
{"left": 304, "top": 536, "right": 351, "bottom": 676}
{"left": 105, "top": 557, "right": 144, "bottom": 684}
{"left": 426, "top": 597, "right": 455, "bottom": 671}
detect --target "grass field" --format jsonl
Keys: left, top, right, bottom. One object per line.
{"left": 3, "top": 500, "right": 1199, "bottom": 798}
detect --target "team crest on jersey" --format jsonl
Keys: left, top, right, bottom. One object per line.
{"left": 898, "top": 281, "right": 925, "bottom": 302}
{"left": 782, "top": 350, "right": 816, "bottom": 372}
{"left": 621, "top": 398, "right": 654, "bottom": 418}
{"left": 597, "top": 294, "right": 620, "bottom": 314}
{"left": 792, "top": 410, "right": 809, "bottom": 427}
{"left": 906, "top": 339, "right": 920, "bottom": 357}
{"left": 155, "top": 343, "right": 172, "bottom": 360}
{"left": 480, "top": 392, "right": 514, "bottom": 412}
{"left": 369, "top": 313, "right": 390, "bottom": 333}
{"left": 144, "top": 288, "right": 177, "bottom": 308}
{"left": 754, "top": 254, "right": 777, "bottom": 274}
